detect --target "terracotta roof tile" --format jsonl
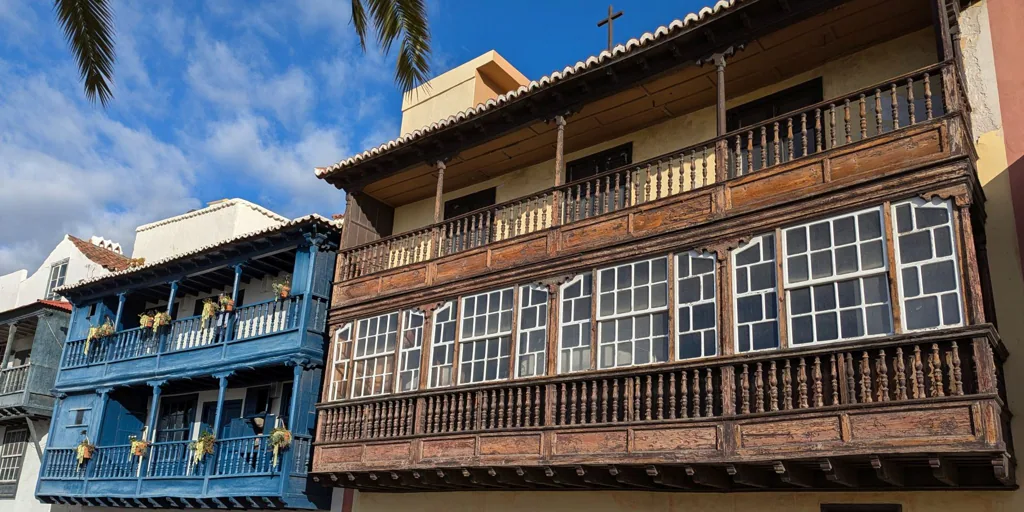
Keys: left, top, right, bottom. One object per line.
{"left": 37, "top": 299, "right": 73, "bottom": 312}
{"left": 67, "top": 235, "right": 132, "bottom": 271}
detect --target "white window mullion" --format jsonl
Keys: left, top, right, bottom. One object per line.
{"left": 558, "top": 274, "right": 593, "bottom": 374}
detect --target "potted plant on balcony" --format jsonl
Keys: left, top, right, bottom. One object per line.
{"left": 152, "top": 311, "right": 172, "bottom": 330}
{"left": 268, "top": 426, "right": 292, "bottom": 468}
{"left": 129, "top": 434, "right": 150, "bottom": 459}
{"left": 138, "top": 311, "right": 154, "bottom": 330}
{"left": 85, "top": 318, "right": 115, "bottom": 355}
{"left": 219, "top": 293, "right": 234, "bottom": 312}
{"left": 190, "top": 430, "right": 216, "bottom": 464}
{"left": 201, "top": 298, "right": 220, "bottom": 326}
{"left": 272, "top": 275, "right": 292, "bottom": 300}
{"left": 75, "top": 432, "right": 95, "bottom": 469}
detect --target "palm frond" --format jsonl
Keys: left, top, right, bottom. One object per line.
{"left": 352, "top": 0, "right": 431, "bottom": 92}
{"left": 53, "top": 0, "right": 116, "bottom": 107}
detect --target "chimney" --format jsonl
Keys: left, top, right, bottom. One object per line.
{"left": 89, "top": 236, "right": 123, "bottom": 254}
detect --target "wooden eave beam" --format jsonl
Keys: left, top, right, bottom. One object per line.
{"left": 726, "top": 463, "right": 772, "bottom": 488}
{"left": 819, "top": 458, "right": 858, "bottom": 487}
{"left": 647, "top": 465, "right": 693, "bottom": 489}
{"left": 930, "top": 456, "right": 959, "bottom": 487}
{"left": 774, "top": 461, "right": 815, "bottom": 488}
{"left": 686, "top": 465, "right": 732, "bottom": 490}
{"left": 870, "top": 455, "right": 904, "bottom": 487}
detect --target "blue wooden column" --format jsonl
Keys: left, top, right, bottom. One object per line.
{"left": 203, "top": 371, "right": 232, "bottom": 486}
{"left": 92, "top": 387, "right": 113, "bottom": 443}
{"left": 113, "top": 293, "right": 127, "bottom": 331}
{"left": 144, "top": 380, "right": 166, "bottom": 442}
{"left": 223, "top": 265, "right": 244, "bottom": 341}
{"left": 159, "top": 281, "right": 179, "bottom": 353}
{"left": 287, "top": 362, "right": 304, "bottom": 428}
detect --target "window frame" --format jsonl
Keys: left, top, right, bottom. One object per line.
{"left": 557, "top": 273, "right": 594, "bottom": 375}
{"left": 891, "top": 197, "right": 964, "bottom": 332}
{"left": 397, "top": 310, "right": 425, "bottom": 392}
{"left": 0, "top": 428, "right": 29, "bottom": 488}
{"left": 428, "top": 301, "right": 458, "bottom": 389}
{"left": 674, "top": 250, "right": 718, "bottom": 361}
{"left": 595, "top": 256, "right": 671, "bottom": 370}
{"left": 349, "top": 312, "right": 399, "bottom": 399}
{"left": 457, "top": 287, "right": 515, "bottom": 385}
{"left": 328, "top": 323, "right": 353, "bottom": 401}
{"left": 732, "top": 234, "right": 780, "bottom": 354}
{"left": 44, "top": 258, "right": 69, "bottom": 300}
{"left": 515, "top": 284, "right": 550, "bottom": 379}
{"left": 781, "top": 206, "right": 894, "bottom": 346}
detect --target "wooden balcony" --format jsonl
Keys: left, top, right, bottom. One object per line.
{"left": 0, "top": 363, "right": 56, "bottom": 420}
{"left": 332, "top": 62, "right": 976, "bottom": 313}
{"left": 312, "top": 325, "right": 1013, "bottom": 491}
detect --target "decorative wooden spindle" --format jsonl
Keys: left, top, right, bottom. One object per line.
{"left": 859, "top": 94, "right": 867, "bottom": 140}
{"left": 814, "top": 108, "right": 823, "bottom": 153}
{"left": 680, "top": 370, "right": 689, "bottom": 418}
{"left": 844, "top": 99, "right": 852, "bottom": 144}
{"left": 800, "top": 113, "right": 808, "bottom": 157}
{"left": 755, "top": 362, "right": 765, "bottom": 413}
{"left": 875, "top": 88, "right": 883, "bottom": 134}
{"left": 930, "top": 343, "right": 945, "bottom": 397}
{"left": 773, "top": 122, "right": 781, "bottom": 165}
{"left": 612, "top": 379, "right": 620, "bottom": 422}
{"left": 860, "top": 352, "right": 873, "bottom": 404}
{"left": 656, "top": 375, "right": 664, "bottom": 420}
{"left": 669, "top": 373, "right": 677, "bottom": 419}
{"left": 685, "top": 370, "right": 698, "bottom": 417}
{"left": 924, "top": 73, "right": 933, "bottom": 119}
{"left": 845, "top": 353, "right": 857, "bottom": 404}
{"left": 645, "top": 375, "right": 653, "bottom": 421}
{"left": 760, "top": 126, "right": 768, "bottom": 169}
{"left": 689, "top": 150, "right": 697, "bottom": 190}
{"left": 613, "top": 172, "right": 622, "bottom": 211}
{"left": 798, "top": 358, "right": 809, "bottom": 409}
{"left": 513, "top": 388, "right": 522, "bottom": 427}
{"left": 783, "top": 360, "right": 794, "bottom": 410}
{"left": 786, "top": 118, "right": 794, "bottom": 161}
{"left": 951, "top": 342, "right": 963, "bottom": 396}
{"left": 735, "top": 135, "right": 743, "bottom": 178}
{"left": 667, "top": 157, "right": 675, "bottom": 197}
{"left": 769, "top": 361, "right": 780, "bottom": 412}
{"left": 558, "top": 383, "right": 567, "bottom": 425}
{"left": 829, "top": 104, "right": 837, "bottom": 148}
{"left": 813, "top": 356, "right": 824, "bottom": 408}
{"left": 590, "top": 380, "right": 598, "bottom": 423}
{"left": 876, "top": 349, "right": 890, "bottom": 402}
{"left": 907, "top": 77, "right": 916, "bottom": 124}
{"left": 740, "top": 364, "right": 750, "bottom": 414}
{"left": 914, "top": 345, "right": 926, "bottom": 399}
{"left": 534, "top": 386, "right": 541, "bottom": 426}
{"left": 705, "top": 369, "right": 714, "bottom": 417}
{"left": 570, "top": 381, "right": 578, "bottom": 424}
{"left": 701, "top": 146, "right": 708, "bottom": 186}
{"left": 895, "top": 347, "right": 908, "bottom": 400}
{"left": 634, "top": 377, "right": 642, "bottom": 421}
{"left": 746, "top": 131, "right": 754, "bottom": 175}
{"left": 643, "top": 165, "right": 651, "bottom": 203}
{"left": 891, "top": 83, "right": 900, "bottom": 130}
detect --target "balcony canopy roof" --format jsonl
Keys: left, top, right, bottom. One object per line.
{"left": 55, "top": 215, "right": 342, "bottom": 303}
{"left": 314, "top": 0, "right": 934, "bottom": 207}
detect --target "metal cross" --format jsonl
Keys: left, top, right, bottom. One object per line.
{"left": 597, "top": 5, "right": 624, "bottom": 52}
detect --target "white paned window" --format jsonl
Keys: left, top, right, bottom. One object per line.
{"left": 44, "top": 259, "right": 69, "bottom": 300}
{"left": 428, "top": 302, "right": 457, "bottom": 388}
{"left": 597, "top": 257, "right": 669, "bottom": 369}
{"left": 783, "top": 208, "right": 893, "bottom": 345}
{"left": 893, "top": 198, "right": 963, "bottom": 330}
{"left": 350, "top": 312, "right": 398, "bottom": 398}
{"left": 676, "top": 251, "right": 717, "bottom": 360}
{"left": 397, "top": 311, "right": 425, "bottom": 392}
{"left": 516, "top": 285, "right": 549, "bottom": 378}
{"left": 328, "top": 323, "right": 352, "bottom": 401}
{"left": 558, "top": 274, "right": 592, "bottom": 374}
{"left": 733, "top": 235, "right": 779, "bottom": 353}
{"left": 0, "top": 429, "right": 28, "bottom": 483}
{"left": 459, "top": 288, "right": 514, "bottom": 384}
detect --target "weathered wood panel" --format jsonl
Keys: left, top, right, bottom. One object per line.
{"left": 434, "top": 251, "right": 489, "bottom": 282}
{"left": 848, "top": 406, "right": 975, "bottom": 441}
{"left": 737, "top": 416, "right": 842, "bottom": 448}
{"left": 728, "top": 162, "right": 824, "bottom": 208}
{"left": 479, "top": 434, "right": 543, "bottom": 456}
{"left": 490, "top": 236, "right": 550, "bottom": 271}
{"left": 379, "top": 266, "right": 428, "bottom": 294}
{"left": 363, "top": 442, "right": 411, "bottom": 462}
{"left": 560, "top": 215, "right": 629, "bottom": 252}
{"left": 552, "top": 431, "right": 628, "bottom": 455}
{"left": 632, "top": 193, "right": 714, "bottom": 235}
{"left": 334, "top": 278, "right": 380, "bottom": 307}
{"left": 631, "top": 426, "right": 718, "bottom": 453}
{"left": 829, "top": 127, "right": 944, "bottom": 182}
{"left": 420, "top": 437, "right": 476, "bottom": 460}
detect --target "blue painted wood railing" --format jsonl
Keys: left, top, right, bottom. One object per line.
{"left": 0, "top": 363, "right": 29, "bottom": 394}
{"left": 40, "top": 434, "right": 312, "bottom": 482}
{"left": 60, "top": 295, "right": 305, "bottom": 369}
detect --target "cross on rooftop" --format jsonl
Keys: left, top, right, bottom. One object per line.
{"left": 597, "top": 5, "right": 624, "bottom": 52}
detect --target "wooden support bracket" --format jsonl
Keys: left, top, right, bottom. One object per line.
{"left": 773, "top": 461, "right": 814, "bottom": 488}
{"left": 870, "top": 455, "right": 905, "bottom": 487}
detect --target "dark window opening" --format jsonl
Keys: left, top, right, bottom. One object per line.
{"left": 565, "top": 142, "right": 633, "bottom": 184}
{"left": 444, "top": 188, "right": 496, "bottom": 220}
{"left": 726, "top": 78, "right": 823, "bottom": 176}
{"left": 155, "top": 394, "right": 198, "bottom": 442}
{"left": 727, "top": 78, "right": 823, "bottom": 131}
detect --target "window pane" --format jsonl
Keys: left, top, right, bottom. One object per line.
{"left": 517, "top": 285, "right": 549, "bottom": 378}
{"left": 351, "top": 312, "right": 399, "bottom": 398}
{"left": 677, "top": 252, "right": 717, "bottom": 360}
{"left": 559, "top": 274, "right": 592, "bottom": 374}
{"left": 596, "top": 257, "right": 670, "bottom": 368}
{"left": 893, "top": 198, "right": 962, "bottom": 331}
{"left": 429, "top": 302, "right": 458, "bottom": 388}
{"left": 733, "top": 234, "right": 779, "bottom": 352}
{"left": 397, "top": 311, "right": 425, "bottom": 392}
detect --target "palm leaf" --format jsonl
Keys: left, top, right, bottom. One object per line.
{"left": 53, "top": 0, "right": 116, "bottom": 107}
{"left": 352, "top": 0, "right": 431, "bottom": 92}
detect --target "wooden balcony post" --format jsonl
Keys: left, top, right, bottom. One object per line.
{"left": 113, "top": 292, "right": 127, "bottom": 331}
{"left": 144, "top": 380, "right": 166, "bottom": 442}
{"left": 714, "top": 53, "right": 730, "bottom": 183}
{"left": 955, "top": 199, "right": 986, "bottom": 324}
{"left": 971, "top": 337, "right": 998, "bottom": 394}
{"left": 0, "top": 321, "right": 16, "bottom": 369}
{"left": 552, "top": 115, "right": 567, "bottom": 226}
{"left": 720, "top": 366, "right": 736, "bottom": 416}
{"left": 432, "top": 161, "right": 446, "bottom": 258}
{"left": 92, "top": 387, "right": 112, "bottom": 443}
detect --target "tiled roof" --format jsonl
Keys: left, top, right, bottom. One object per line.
{"left": 0, "top": 299, "right": 73, "bottom": 323}
{"left": 55, "top": 215, "right": 342, "bottom": 295}
{"left": 67, "top": 235, "right": 132, "bottom": 271}
{"left": 135, "top": 198, "right": 289, "bottom": 233}
{"left": 315, "top": 0, "right": 740, "bottom": 180}
{"left": 38, "top": 299, "right": 73, "bottom": 312}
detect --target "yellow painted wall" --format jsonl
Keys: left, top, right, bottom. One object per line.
{"left": 391, "top": 29, "right": 938, "bottom": 235}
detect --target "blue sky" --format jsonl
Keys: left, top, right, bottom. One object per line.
{"left": 0, "top": 0, "right": 710, "bottom": 275}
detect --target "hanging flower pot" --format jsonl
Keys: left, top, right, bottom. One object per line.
{"left": 152, "top": 311, "right": 172, "bottom": 330}
{"left": 76, "top": 436, "right": 95, "bottom": 468}
{"left": 129, "top": 435, "right": 150, "bottom": 458}
{"left": 268, "top": 427, "right": 292, "bottom": 469}
{"left": 272, "top": 274, "right": 292, "bottom": 300}
{"left": 201, "top": 299, "right": 219, "bottom": 326}
{"left": 85, "top": 319, "right": 115, "bottom": 354}
{"left": 219, "top": 294, "right": 234, "bottom": 312}
{"left": 190, "top": 431, "right": 216, "bottom": 464}
{"left": 139, "top": 312, "right": 155, "bottom": 330}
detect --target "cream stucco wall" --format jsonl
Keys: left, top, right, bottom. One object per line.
{"left": 131, "top": 199, "right": 288, "bottom": 263}
{"left": 392, "top": 29, "right": 938, "bottom": 235}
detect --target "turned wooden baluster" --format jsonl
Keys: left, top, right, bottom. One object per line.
{"left": 601, "top": 380, "right": 609, "bottom": 422}
{"left": 746, "top": 131, "right": 754, "bottom": 175}
{"left": 740, "top": 364, "right": 750, "bottom": 414}
{"left": 643, "top": 375, "right": 652, "bottom": 420}
{"left": 532, "top": 387, "right": 540, "bottom": 426}
{"left": 735, "top": 135, "right": 743, "bottom": 178}
{"left": 815, "top": 108, "right": 823, "bottom": 153}
{"left": 705, "top": 369, "right": 714, "bottom": 417}
{"left": 590, "top": 380, "right": 598, "bottom": 424}
{"left": 811, "top": 357, "right": 823, "bottom": 408}
{"left": 950, "top": 342, "right": 964, "bottom": 396}
{"left": 689, "top": 150, "right": 697, "bottom": 190}
{"left": 571, "top": 381, "right": 580, "bottom": 425}
{"left": 441, "top": 394, "right": 450, "bottom": 432}
{"left": 755, "top": 363, "right": 765, "bottom": 413}
{"left": 786, "top": 118, "right": 794, "bottom": 161}
{"left": 783, "top": 360, "right": 794, "bottom": 410}
{"left": 692, "top": 370, "right": 702, "bottom": 418}
{"left": 914, "top": 345, "right": 926, "bottom": 399}
{"left": 489, "top": 389, "right": 497, "bottom": 428}
{"left": 701, "top": 147, "right": 708, "bottom": 186}
{"left": 875, "top": 88, "right": 883, "bottom": 134}
{"left": 612, "top": 379, "right": 620, "bottom": 422}
{"left": 760, "top": 126, "right": 768, "bottom": 170}
{"left": 514, "top": 388, "right": 522, "bottom": 427}
{"left": 859, "top": 94, "right": 868, "bottom": 140}
{"left": 681, "top": 370, "right": 689, "bottom": 418}
{"left": 797, "top": 358, "right": 808, "bottom": 409}
{"left": 830, "top": 355, "right": 840, "bottom": 405}
{"left": 907, "top": 77, "right": 916, "bottom": 124}
{"left": 845, "top": 353, "right": 858, "bottom": 404}
{"left": 924, "top": 73, "right": 933, "bottom": 119}
{"left": 930, "top": 344, "right": 945, "bottom": 397}
{"left": 844, "top": 99, "right": 852, "bottom": 144}
{"left": 891, "top": 83, "right": 900, "bottom": 130}
{"left": 669, "top": 373, "right": 677, "bottom": 419}
{"left": 769, "top": 361, "right": 780, "bottom": 412}
{"left": 655, "top": 162, "right": 664, "bottom": 201}
{"left": 895, "top": 347, "right": 908, "bottom": 400}
{"left": 860, "top": 352, "right": 873, "bottom": 404}
{"left": 625, "top": 168, "right": 634, "bottom": 206}
{"left": 656, "top": 375, "right": 664, "bottom": 420}
{"left": 829, "top": 104, "right": 837, "bottom": 148}
{"left": 773, "top": 122, "right": 781, "bottom": 165}
{"left": 634, "top": 377, "right": 642, "bottom": 421}
{"left": 558, "top": 383, "right": 567, "bottom": 425}
{"left": 876, "top": 349, "right": 890, "bottom": 402}
{"left": 800, "top": 114, "right": 808, "bottom": 157}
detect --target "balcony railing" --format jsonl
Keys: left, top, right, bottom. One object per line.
{"left": 338, "top": 62, "right": 962, "bottom": 281}
{"left": 0, "top": 364, "right": 29, "bottom": 395}
{"left": 40, "top": 434, "right": 312, "bottom": 482}
{"left": 60, "top": 295, "right": 306, "bottom": 369}
{"left": 318, "top": 332, "right": 989, "bottom": 444}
